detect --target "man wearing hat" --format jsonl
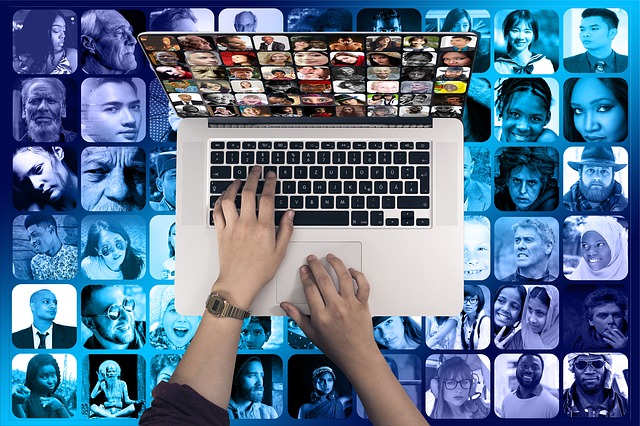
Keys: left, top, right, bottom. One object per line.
{"left": 150, "top": 151, "right": 177, "bottom": 211}
{"left": 563, "top": 353, "right": 628, "bottom": 417}
{"left": 563, "top": 146, "right": 627, "bottom": 211}
{"left": 228, "top": 356, "right": 278, "bottom": 419}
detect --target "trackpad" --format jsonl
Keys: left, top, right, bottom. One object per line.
{"left": 276, "top": 242, "right": 362, "bottom": 307}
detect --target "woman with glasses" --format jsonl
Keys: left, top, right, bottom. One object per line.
{"left": 81, "top": 220, "right": 145, "bottom": 280}
{"left": 456, "top": 285, "right": 490, "bottom": 350}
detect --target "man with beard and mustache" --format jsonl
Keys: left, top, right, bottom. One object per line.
{"left": 563, "top": 353, "right": 628, "bottom": 417}
{"left": 228, "top": 356, "right": 278, "bottom": 419}
{"left": 81, "top": 285, "right": 146, "bottom": 349}
{"left": 90, "top": 360, "right": 140, "bottom": 417}
{"left": 81, "top": 10, "right": 137, "bottom": 74}
{"left": 80, "top": 146, "right": 146, "bottom": 211}
{"left": 23, "top": 215, "right": 78, "bottom": 280}
{"left": 500, "top": 354, "right": 559, "bottom": 418}
{"left": 19, "top": 78, "right": 76, "bottom": 143}
{"left": 563, "top": 146, "right": 628, "bottom": 211}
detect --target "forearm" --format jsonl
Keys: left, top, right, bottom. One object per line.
{"left": 90, "top": 383, "right": 102, "bottom": 399}
{"left": 12, "top": 403, "right": 26, "bottom": 418}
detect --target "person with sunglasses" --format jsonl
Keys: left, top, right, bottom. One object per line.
{"left": 81, "top": 285, "right": 145, "bottom": 349}
{"left": 563, "top": 353, "right": 627, "bottom": 417}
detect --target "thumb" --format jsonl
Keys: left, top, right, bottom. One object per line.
{"left": 280, "top": 302, "right": 314, "bottom": 340}
{"left": 275, "top": 210, "right": 295, "bottom": 253}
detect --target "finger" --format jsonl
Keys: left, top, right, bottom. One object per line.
{"left": 501, "top": 329, "right": 517, "bottom": 344}
{"left": 220, "top": 181, "right": 242, "bottom": 226}
{"left": 212, "top": 195, "right": 225, "bottom": 230}
{"left": 240, "top": 165, "right": 261, "bottom": 218}
{"left": 326, "top": 254, "right": 356, "bottom": 298}
{"left": 258, "top": 170, "right": 276, "bottom": 225}
{"left": 306, "top": 255, "right": 340, "bottom": 305}
{"left": 496, "top": 326, "right": 507, "bottom": 339}
{"left": 275, "top": 210, "right": 295, "bottom": 257}
{"left": 297, "top": 264, "right": 326, "bottom": 310}
{"left": 350, "top": 268, "right": 370, "bottom": 303}
{"left": 280, "top": 302, "right": 314, "bottom": 341}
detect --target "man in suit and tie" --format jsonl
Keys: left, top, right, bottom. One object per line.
{"left": 259, "top": 36, "right": 285, "bottom": 51}
{"left": 564, "top": 8, "right": 628, "bottom": 73}
{"left": 12, "top": 288, "right": 76, "bottom": 349}
{"left": 175, "top": 94, "right": 203, "bottom": 106}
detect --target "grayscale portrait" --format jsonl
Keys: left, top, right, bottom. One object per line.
{"left": 13, "top": 214, "right": 78, "bottom": 281}
{"left": 463, "top": 146, "right": 491, "bottom": 211}
{"left": 494, "top": 354, "right": 559, "bottom": 418}
{"left": 426, "top": 354, "right": 490, "bottom": 419}
{"left": 13, "top": 146, "right": 78, "bottom": 211}
{"left": 150, "top": 354, "right": 182, "bottom": 392}
{"left": 563, "top": 78, "right": 628, "bottom": 142}
{"left": 494, "top": 147, "right": 559, "bottom": 211}
{"left": 356, "top": 8, "right": 421, "bottom": 32}
{"left": 459, "top": 285, "right": 491, "bottom": 350}
{"left": 149, "top": 216, "right": 176, "bottom": 280}
{"left": 80, "top": 10, "right": 143, "bottom": 74}
{"left": 462, "top": 77, "right": 491, "bottom": 142}
{"left": 14, "top": 78, "right": 77, "bottom": 143}
{"left": 287, "top": 8, "right": 352, "bottom": 32}
{"left": 464, "top": 217, "right": 490, "bottom": 280}
{"left": 149, "top": 8, "right": 214, "bottom": 31}
{"left": 11, "top": 353, "right": 77, "bottom": 418}
{"left": 149, "top": 285, "right": 201, "bottom": 350}
{"left": 563, "top": 146, "right": 628, "bottom": 212}
{"left": 80, "top": 146, "right": 146, "bottom": 212}
{"left": 562, "top": 353, "right": 628, "bottom": 417}
{"left": 563, "top": 8, "right": 628, "bottom": 73}
{"left": 218, "top": 8, "right": 284, "bottom": 32}
{"left": 80, "top": 216, "right": 146, "bottom": 280}
{"left": 564, "top": 285, "right": 629, "bottom": 350}
{"left": 12, "top": 284, "right": 77, "bottom": 350}
{"left": 81, "top": 78, "right": 145, "bottom": 142}
{"left": 80, "top": 284, "right": 146, "bottom": 350}
{"left": 229, "top": 355, "right": 283, "bottom": 419}
{"left": 84, "top": 354, "right": 145, "bottom": 418}
{"left": 494, "top": 217, "right": 559, "bottom": 282}
{"left": 13, "top": 9, "right": 78, "bottom": 74}
{"left": 563, "top": 216, "right": 628, "bottom": 281}
{"left": 402, "top": 66, "right": 435, "bottom": 82}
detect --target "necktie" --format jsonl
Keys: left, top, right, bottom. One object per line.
{"left": 594, "top": 61, "right": 606, "bottom": 73}
{"left": 37, "top": 332, "right": 49, "bottom": 349}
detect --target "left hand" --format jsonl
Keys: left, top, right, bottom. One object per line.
{"left": 40, "top": 397, "right": 63, "bottom": 411}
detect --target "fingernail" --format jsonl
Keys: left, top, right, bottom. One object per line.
{"left": 307, "top": 255, "right": 317, "bottom": 261}
{"left": 300, "top": 265, "right": 310, "bottom": 273}
{"left": 267, "top": 170, "right": 276, "bottom": 178}
{"left": 280, "top": 303, "right": 290, "bottom": 314}
{"left": 287, "top": 210, "right": 295, "bottom": 220}
{"left": 327, "top": 253, "right": 335, "bottom": 259}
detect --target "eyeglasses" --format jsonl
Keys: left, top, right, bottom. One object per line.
{"left": 574, "top": 360, "right": 605, "bottom": 371}
{"left": 98, "top": 239, "right": 127, "bottom": 257}
{"left": 464, "top": 297, "right": 479, "bottom": 305}
{"left": 443, "top": 379, "right": 473, "bottom": 390}
{"left": 85, "top": 297, "right": 135, "bottom": 321}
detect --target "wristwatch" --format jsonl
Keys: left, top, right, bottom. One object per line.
{"left": 205, "top": 293, "right": 251, "bottom": 320}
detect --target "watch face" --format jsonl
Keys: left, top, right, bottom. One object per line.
{"left": 212, "top": 298, "right": 223, "bottom": 312}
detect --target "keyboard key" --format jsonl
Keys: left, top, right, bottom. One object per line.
{"left": 390, "top": 181, "right": 403, "bottom": 194}
{"left": 401, "top": 218, "right": 414, "bottom": 226}
{"left": 371, "top": 166, "right": 384, "bottom": 179}
{"left": 276, "top": 211, "right": 349, "bottom": 226}
{"left": 394, "top": 152, "right": 407, "bottom": 164}
{"left": 227, "top": 141, "right": 240, "bottom": 149}
{"left": 256, "top": 151, "right": 269, "bottom": 164}
{"left": 332, "top": 151, "right": 346, "bottom": 164}
{"left": 352, "top": 196, "right": 365, "bottom": 209}
{"left": 367, "top": 196, "right": 380, "bottom": 209}
{"left": 241, "top": 151, "right": 254, "bottom": 164}
{"left": 363, "top": 152, "right": 376, "bottom": 164}
{"left": 242, "top": 141, "right": 256, "bottom": 149}
{"left": 344, "top": 181, "right": 357, "bottom": 194}
{"left": 337, "top": 142, "right": 351, "bottom": 149}
{"left": 275, "top": 141, "right": 288, "bottom": 149}
{"left": 416, "top": 142, "right": 430, "bottom": 150}
{"left": 409, "top": 152, "right": 429, "bottom": 164}
{"left": 382, "top": 196, "right": 395, "bottom": 209}
{"left": 368, "top": 141, "right": 382, "bottom": 149}
{"left": 294, "top": 166, "right": 307, "bottom": 179}
{"left": 271, "top": 151, "right": 285, "bottom": 164}
{"left": 290, "top": 196, "right": 303, "bottom": 209}
{"left": 211, "top": 151, "right": 224, "bottom": 164}
{"left": 298, "top": 181, "right": 312, "bottom": 194}
{"left": 305, "top": 141, "right": 319, "bottom": 149}
{"left": 359, "top": 181, "right": 373, "bottom": 194}
{"left": 321, "top": 196, "right": 334, "bottom": 209}
{"left": 401, "top": 166, "right": 414, "bottom": 179}
{"left": 340, "top": 166, "right": 354, "bottom": 179}
{"left": 279, "top": 166, "right": 292, "bottom": 179}
{"left": 317, "top": 151, "right": 331, "bottom": 164}
{"left": 210, "top": 180, "right": 233, "bottom": 194}
{"left": 313, "top": 181, "right": 327, "bottom": 194}
{"left": 336, "top": 197, "right": 349, "bottom": 209}
{"left": 210, "top": 166, "right": 231, "bottom": 179}
{"left": 348, "top": 152, "right": 361, "bottom": 164}
{"left": 325, "top": 166, "right": 339, "bottom": 179}
{"left": 384, "top": 142, "right": 398, "bottom": 149}
{"left": 321, "top": 142, "right": 335, "bottom": 149}
{"left": 258, "top": 142, "right": 272, "bottom": 149}
{"left": 386, "top": 218, "right": 399, "bottom": 226}
{"left": 353, "top": 142, "right": 366, "bottom": 149}
{"left": 400, "top": 142, "right": 414, "bottom": 149}
{"left": 275, "top": 196, "right": 288, "bottom": 209}
{"left": 417, "top": 218, "right": 430, "bottom": 226}
{"left": 211, "top": 141, "right": 225, "bottom": 149}
{"left": 405, "top": 181, "right": 418, "bottom": 194}
{"left": 305, "top": 196, "right": 319, "bottom": 209}
{"left": 417, "top": 167, "right": 430, "bottom": 194}
{"left": 282, "top": 181, "right": 296, "bottom": 194}
{"left": 397, "top": 196, "right": 430, "bottom": 209}
{"left": 303, "top": 152, "right": 315, "bottom": 164}
{"left": 351, "top": 211, "right": 368, "bottom": 226}
{"left": 370, "top": 211, "right": 384, "bottom": 226}
{"left": 226, "top": 152, "right": 239, "bottom": 164}
{"left": 290, "top": 142, "right": 303, "bottom": 149}
{"left": 378, "top": 152, "right": 391, "bottom": 164}
{"left": 287, "top": 151, "right": 300, "bottom": 164}
{"left": 386, "top": 167, "right": 399, "bottom": 179}
{"left": 355, "top": 167, "right": 368, "bottom": 179}
{"left": 374, "top": 181, "right": 388, "bottom": 194}
{"left": 310, "top": 166, "right": 323, "bottom": 179}
{"left": 263, "top": 166, "right": 277, "bottom": 178}
{"left": 210, "top": 195, "right": 219, "bottom": 208}
{"left": 329, "top": 181, "right": 342, "bottom": 194}
{"left": 233, "top": 166, "right": 247, "bottom": 179}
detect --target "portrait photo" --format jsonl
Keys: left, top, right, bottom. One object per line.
{"left": 464, "top": 217, "right": 491, "bottom": 280}
{"left": 356, "top": 8, "right": 421, "bottom": 32}
{"left": 463, "top": 77, "right": 492, "bottom": 142}
{"left": 238, "top": 316, "right": 284, "bottom": 350}
{"left": 287, "top": 316, "right": 316, "bottom": 350}
{"left": 12, "top": 284, "right": 77, "bottom": 350}
{"left": 12, "top": 353, "right": 77, "bottom": 418}
{"left": 229, "top": 355, "right": 283, "bottom": 419}
{"left": 148, "top": 79, "right": 178, "bottom": 143}
{"left": 149, "top": 285, "right": 201, "bottom": 350}
{"left": 13, "top": 214, "right": 78, "bottom": 281}
{"left": 82, "top": 354, "right": 145, "bottom": 418}
{"left": 494, "top": 353, "right": 559, "bottom": 418}
{"left": 149, "top": 354, "right": 182, "bottom": 393}
{"left": 463, "top": 145, "right": 491, "bottom": 211}
{"left": 373, "top": 316, "right": 422, "bottom": 350}
{"left": 287, "top": 8, "right": 352, "bottom": 32}
{"left": 149, "top": 216, "right": 176, "bottom": 280}
{"left": 148, "top": 8, "right": 214, "bottom": 31}
{"left": 218, "top": 9, "right": 283, "bottom": 32}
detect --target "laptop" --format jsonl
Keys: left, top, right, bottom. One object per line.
{"left": 138, "top": 32, "right": 477, "bottom": 316}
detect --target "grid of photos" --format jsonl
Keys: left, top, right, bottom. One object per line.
{"left": 7, "top": 3, "right": 634, "bottom": 425}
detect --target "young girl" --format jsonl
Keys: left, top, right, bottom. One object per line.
{"left": 372, "top": 316, "right": 421, "bottom": 349}
{"left": 457, "top": 285, "right": 490, "bottom": 350}
{"left": 425, "top": 316, "right": 458, "bottom": 349}
{"left": 495, "top": 10, "right": 554, "bottom": 74}
{"left": 161, "top": 222, "right": 176, "bottom": 280}
{"left": 331, "top": 52, "right": 365, "bottom": 66}
{"left": 493, "top": 284, "right": 527, "bottom": 348}
{"left": 495, "top": 78, "right": 557, "bottom": 142}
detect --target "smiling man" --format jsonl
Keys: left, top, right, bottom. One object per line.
{"left": 81, "top": 9, "right": 137, "bottom": 74}
{"left": 20, "top": 78, "right": 76, "bottom": 143}
{"left": 23, "top": 215, "right": 77, "bottom": 280}
{"left": 501, "top": 354, "right": 559, "bottom": 418}
{"left": 502, "top": 218, "right": 556, "bottom": 282}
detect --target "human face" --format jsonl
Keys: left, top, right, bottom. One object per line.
{"left": 580, "top": 166, "right": 615, "bottom": 203}
{"left": 580, "top": 230, "right": 612, "bottom": 271}
{"left": 579, "top": 16, "right": 616, "bottom": 52}
{"left": 464, "top": 222, "right": 490, "bottom": 280}
{"left": 442, "top": 52, "right": 472, "bottom": 66}
{"left": 525, "top": 296, "right": 548, "bottom": 334}
{"left": 272, "top": 71, "right": 285, "bottom": 78}
{"left": 92, "top": 11, "right": 137, "bottom": 72}
{"left": 97, "top": 229, "right": 127, "bottom": 271}
{"left": 445, "top": 69, "right": 463, "bottom": 79}
{"left": 84, "top": 286, "right": 135, "bottom": 346}
{"left": 233, "top": 70, "right": 253, "bottom": 79}
{"left": 31, "top": 290, "right": 58, "bottom": 322}
{"left": 238, "top": 360, "right": 264, "bottom": 403}
{"left": 410, "top": 82, "right": 429, "bottom": 92}
{"left": 13, "top": 148, "right": 71, "bottom": 203}
{"left": 155, "top": 51, "right": 178, "bottom": 66}
{"left": 405, "top": 54, "right": 430, "bottom": 66}
{"left": 507, "top": 166, "right": 543, "bottom": 210}
{"left": 507, "top": 22, "right": 534, "bottom": 53}
{"left": 242, "top": 95, "right": 262, "bottom": 105}
{"left": 573, "top": 355, "right": 606, "bottom": 393}
{"left": 162, "top": 300, "right": 198, "bottom": 348}
{"left": 341, "top": 106, "right": 354, "bottom": 114}
{"left": 452, "top": 17, "right": 470, "bottom": 32}
{"left": 373, "top": 316, "right": 408, "bottom": 349}
{"left": 443, "top": 84, "right": 458, "bottom": 92}
{"left": 242, "top": 107, "right": 260, "bottom": 116}
{"left": 445, "top": 96, "right": 463, "bottom": 105}
{"left": 304, "top": 96, "right": 332, "bottom": 105}
{"left": 450, "top": 37, "right": 471, "bottom": 49}
{"left": 177, "top": 94, "right": 192, "bottom": 102}
{"left": 81, "top": 147, "right": 145, "bottom": 211}
{"left": 371, "top": 54, "right": 390, "bottom": 65}
{"left": 27, "top": 223, "right": 56, "bottom": 255}
{"left": 33, "top": 364, "right": 57, "bottom": 394}
{"left": 294, "top": 40, "right": 310, "bottom": 50}
{"left": 501, "top": 91, "right": 550, "bottom": 142}
{"left": 157, "top": 168, "right": 177, "bottom": 206}
{"left": 516, "top": 355, "right": 543, "bottom": 388}
{"left": 188, "top": 52, "right": 219, "bottom": 66}
{"left": 589, "top": 302, "right": 624, "bottom": 339}
{"left": 315, "top": 372, "right": 334, "bottom": 395}
{"left": 374, "top": 18, "right": 401, "bottom": 32}
{"left": 82, "top": 82, "right": 141, "bottom": 142}
{"left": 225, "top": 37, "right": 247, "bottom": 50}
{"left": 442, "top": 373, "right": 472, "bottom": 407}
{"left": 262, "top": 36, "right": 274, "bottom": 44}
{"left": 185, "top": 36, "right": 211, "bottom": 50}
{"left": 168, "top": 224, "right": 176, "bottom": 251}
{"left": 295, "top": 51, "right": 328, "bottom": 66}
{"left": 408, "top": 70, "right": 427, "bottom": 80}
{"left": 234, "top": 13, "right": 256, "bottom": 32}
{"left": 373, "top": 82, "right": 397, "bottom": 93}
{"left": 494, "top": 287, "right": 523, "bottom": 328}
{"left": 231, "top": 54, "right": 249, "bottom": 64}
{"left": 156, "top": 364, "right": 176, "bottom": 384}
{"left": 269, "top": 53, "right": 288, "bottom": 64}
{"left": 410, "top": 38, "right": 425, "bottom": 48}
{"left": 570, "top": 79, "right": 627, "bottom": 142}
{"left": 336, "top": 54, "right": 357, "bottom": 64}
{"left": 373, "top": 67, "right": 391, "bottom": 79}
{"left": 241, "top": 322, "right": 269, "bottom": 349}
{"left": 23, "top": 81, "right": 66, "bottom": 142}
{"left": 514, "top": 227, "right": 552, "bottom": 270}
{"left": 51, "top": 15, "right": 66, "bottom": 53}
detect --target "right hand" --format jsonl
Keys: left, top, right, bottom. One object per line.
{"left": 280, "top": 254, "right": 377, "bottom": 368}
{"left": 12, "top": 384, "right": 30, "bottom": 404}
{"left": 494, "top": 325, "right": 519, "bottom": 349}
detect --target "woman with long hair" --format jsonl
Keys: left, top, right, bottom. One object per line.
{"left": 372, "top": 316, "right": 421, "bottom": 349}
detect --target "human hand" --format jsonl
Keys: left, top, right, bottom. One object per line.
{"left": 602, "top": 327, "right": 628, "bottom": 349}
{"left": 494, "top": 325, "right": 519, "bottom": 349}
{"left": 12, "top": 384, "right": 30, "bottom": 404}
{"left": 41, "top": 397, "right": 63, "bottom": 411}
{"left": 212, "top": 166, "right": 294, "bottom": 307}
{"left": 280, "top": 254, "right": 377, "bottom": 368}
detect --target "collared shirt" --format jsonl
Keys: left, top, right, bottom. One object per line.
{"left": 149, "top": 196, "right": 176, "bottom": 211}
{"left": 31, "top": 324, "right": 53, "bottom": 349}
{"left": 228, "top": 399, "right": 278, "bottom": 419}
{"left": 31, "top": 244, "right": 78, "bottom": 280}
{"left": 585, "top": 51, "right": 617, "bottom": 73}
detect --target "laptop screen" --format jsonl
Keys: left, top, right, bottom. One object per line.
{"left": 138, "top": 32, "right": 477, "bottom": 125}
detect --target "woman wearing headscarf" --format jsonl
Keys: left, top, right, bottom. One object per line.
{"left": 569, "top": 217, "right": 628, "bottom": 280}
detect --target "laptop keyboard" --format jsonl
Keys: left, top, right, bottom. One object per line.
{"left": 208, "top": 140, "right": 431, "bottom": 227}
